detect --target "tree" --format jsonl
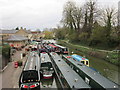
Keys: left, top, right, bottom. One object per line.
{"left": 82, "top": 0, "right": 98, "bottom": 37}
{"left": 62, "top": 1, "right": 76, "bottom": 30}
{"left": 79, "top": 32, "right": 88, "bottom": 42}
{"left": 43, "top": 30, "right": 53, "bottom": 39}
{"left": 54, "top": 27, "right": 69, "bottom": 39}
{"left": 15, "top": 27, "right": 19, "bottom": 30}
{"left": 101, "top": 7, "right": 117, "bottom": 46}
{"left": 62, "top": 1, "right": 83, "bottom": 33}
{"left": 90, "top": 24, "right": 106, "bottom": 46}
{"left": 68, "top": 32, "right": 78, "bottom": 42}
{"left": 36, "top": 29, "right": 41, "bottom": 33}
{"left": 72, "top": 6, "right": 83, "bottom": 32}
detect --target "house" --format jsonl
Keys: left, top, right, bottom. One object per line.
{"left": 0, "top": 27, "right": 32, "bottom": 40}
{"left": 0, "top": 28, "right": 31, "bottom": 48}
{"left": 15, "top": 27, "right": 32, "bottom": 39}
{"left": 0, "top": 29, "right": 17, "bottom": 36}
{"left": 31, "top": 31, "right": 45, "bottom": 40}
{"left": 4, "top": 35, "right": 28, "bottom": 48}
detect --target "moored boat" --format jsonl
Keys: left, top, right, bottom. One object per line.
{"left": 40, "top": 52, "right": 54, "bottom": 79}
{"left": 71, "top": 54, "right": 89, "bottom": 67}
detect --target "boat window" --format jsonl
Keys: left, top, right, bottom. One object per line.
{"left": 86, "top": 61, "right": 88, "bottom": 65}
{"left": 22, "top": 70, "right": 38, "bottom": 83}
{"left": 81, "top": 61, "right": 84, "bottom": 64}
{"left": 41, "top": 63, "right": 47, "bottom": 67}
{"left": 63, "top": 48, "right": 67, "bottom": 51}
{"left": 41, "top": 62, "right": 52, "bottom": 68}
{"left": 85, "top": 77, "right": 90, "bottom": 84}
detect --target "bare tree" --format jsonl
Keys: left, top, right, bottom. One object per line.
{"left": 62, "top": 1, "right": 76, "bottom": 30}
{"left": 102, "top": 7, "right": 117, "bottom": 39}
{"left": 62, "top": 1, "right": 83, "bottom": 32}
{"left": 72, "top": 6, "right": 83, "bottom": 32}
{"left": 82, "top": 0, "right": 98, "bottom": 37}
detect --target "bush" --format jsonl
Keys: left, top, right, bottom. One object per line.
{"left": 22, "top": 53, "right": 26, "bottom": 57}
{"left": 2, "top": 44, "right": 11, "bottom": 59}
{"left": 17, "top": 60, "right": 23, "bottom": 66}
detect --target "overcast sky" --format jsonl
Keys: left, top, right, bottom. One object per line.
{"left": 0, "top": 0, "right": 119, "bottom": 31}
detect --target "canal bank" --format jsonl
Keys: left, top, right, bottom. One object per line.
{"left": 57, "top": 40, "right": 120, "bottom": 85}
{"left": 58, "top": 40, "right": 119, "bottom": 66}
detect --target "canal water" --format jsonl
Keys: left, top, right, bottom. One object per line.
{"left": 68, "top": 48, "right": 120, "bottom": 85}
{"left": 41, "top": 77, "right": 57, "bottom": 88}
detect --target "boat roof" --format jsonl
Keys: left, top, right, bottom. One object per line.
{"left": 40, "top": 53, "right": 52, "bottom": 63}
{"left": 63, "top": 55, "right": 119, "bottom": 88}
{"left": 72, "top": 55, "right": 88, "bottom": 61}
{"left": 24, "top": 52, "right": 40, "bottom": 71}
{"left": 50, "top": 52, "right": 91, "bottom": 89}
{"left": 49, "top": 44, "right": 58, "bottom": 48}
{"left": 32, "top": 45, "right": 37, "bottom": 48}
{"left": 54, "top": 44, "right": 67, "bottom": 49}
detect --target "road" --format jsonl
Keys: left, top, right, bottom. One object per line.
{"left": 0, "top": 72, "right": 2, "bottom": 90}
{"left": 2, "top": 62, "right": 19, "bottom": 88}
{"left": 1, "top": 46, "right": 29, "bottom": 89}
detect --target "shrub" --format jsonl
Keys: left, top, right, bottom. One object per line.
{"left": 2, "top": 44, "right": 11, "bottom": 59}
{"left": 22, "top": 53, "right": 26, "bottom": 57}
{"left": 17, "top": 60, "right": 23, "bottom": 66}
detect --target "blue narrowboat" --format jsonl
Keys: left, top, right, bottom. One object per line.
{"left": 71, "top": 54, "right": 89, "bottom": 67}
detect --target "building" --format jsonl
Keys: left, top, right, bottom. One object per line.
{"left": 4, "top": 35, "right": 28, "bottom": 48}
{"left": 0, "top": 29, "right": 17, "bottom": 36}
{"left": 0, "top": 27, "right": 31, "bottom": 48}
{"left": 15, "top": 27, "right": 32, "bottom": 39}
{"left": 0, "top": 27, "right": 32, "bottom": 40}
{"left": 31, "top": 31, "right": 45, "bottom": 40}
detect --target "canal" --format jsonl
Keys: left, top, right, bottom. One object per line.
{"left": 59, "top": 42, "right": 120, "bottom": 85}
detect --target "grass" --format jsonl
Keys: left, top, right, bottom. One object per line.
{"left": 58, "top": 40, "right": 119, "bottom": 66}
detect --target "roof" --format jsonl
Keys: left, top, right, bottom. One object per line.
{"left": 31, "top": 31, "right": 38, "bottom": 34}
{"left": 49, "top": 44, "right": 58, "bottom": 48}
{"left": 24, "top": 52, "right": 40, "bottom": 70}
{"left": 40, "top": 53, "right": 51, "bottom": 63}
{"left": 5, "top": 35, "right": 28, "bottom": 41}
{"left": 71, "top": 55, "right": 88, "bottom": 61}
{"left": 25, "top": 30, "right": 31, "bottom": 34}
{"left": 16, "top": 29, "right": 31, "bottom": 34}
{"left": 50, "top": 52, "right": 91, "bottom": 89}
{"left": 0, "top": 29, "right": 17, "bottom": 34}
{"left": 0, "top": 29, "right": 31, "bottom": 34}
{"left": 54, "top": 44, "right": 67, "bottom": 49}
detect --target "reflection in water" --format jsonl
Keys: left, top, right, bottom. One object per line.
{"left": 41, "top": 77, "right": 56, "bottom": 88}
{"left": 41, "top": 78, "right": 53, "bottom": 88}
{"left": 88, "top": 56, "right": 119, "bottom": 85}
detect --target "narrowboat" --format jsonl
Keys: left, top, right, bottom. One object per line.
{"left": 19, "top": 52, "right": 40, "bottom": 90}
{"left": 40, "top": 52, "right": 54, "bottom": 79}
{"left": 62, "top": 55, "right": 119, "bottom": 89}
{"left": 54, "top": 44, "right": 69, "bottom": 54}
{"left": 48, "top": 44, "right": 60, "bottom": 53}
{"left": 71, "top": 54, "right": 89, "bottom": 67}
{"left": 31, "top": 45, "right": 38, "bottom": 51}
{"left": 49, "top": 52, "right": 91, "bottom": 89}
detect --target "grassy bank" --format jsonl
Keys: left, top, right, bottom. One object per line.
{"left": 57, "top": 40, "right": 120, "bottom": 66}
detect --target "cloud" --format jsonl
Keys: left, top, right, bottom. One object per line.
{"left": 0, "top": 0, "right": 119, "bottom": 30}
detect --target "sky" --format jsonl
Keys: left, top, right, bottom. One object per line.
{"left": 0, "top": 0, "right": 119, "bottom": 31}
